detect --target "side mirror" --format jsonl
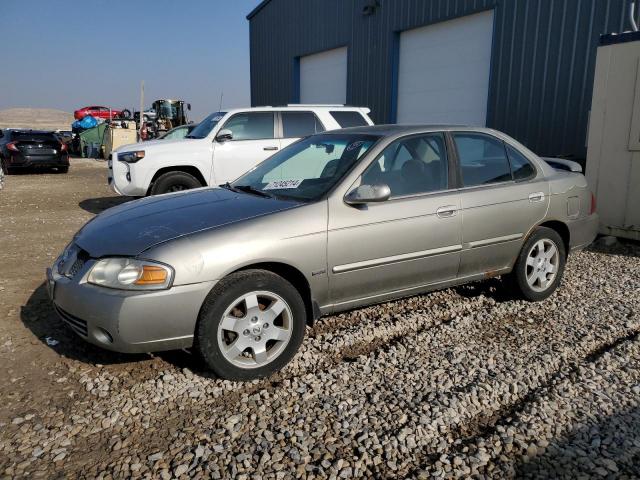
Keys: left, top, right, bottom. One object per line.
{"left": 216, "top": 129, "right": 233, "bottom": 142}
{"left": 187, "top": 103, "right": 192, "bottom": 111}
{"left": 344, "top": 184, "right": 391, "bottom": 205}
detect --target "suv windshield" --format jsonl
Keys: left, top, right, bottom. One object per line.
{"left": 231, "top": 133, "right": 379, "bottom": 202}
{"left": 186, "top": 111, "right": 226, "bottom": 139}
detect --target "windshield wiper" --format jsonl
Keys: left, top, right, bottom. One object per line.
{"left": 219, "top": 182, "right": 238, "bottom": 192}
{"left": 233, "top": 184, "right": 273, "bottom": 198}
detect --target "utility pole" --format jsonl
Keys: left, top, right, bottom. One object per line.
{"left": 139, "top": 80, "right": 145, "bottom": 141}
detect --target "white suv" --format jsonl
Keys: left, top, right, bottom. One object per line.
{"left": 108, "top": 105, "right": 373, "bottom": 196}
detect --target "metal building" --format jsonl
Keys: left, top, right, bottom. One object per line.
{"left": 247, "top": 0, "right": 629, "bottom": 161}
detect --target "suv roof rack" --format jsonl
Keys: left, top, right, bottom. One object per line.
{"left": 285, "top": 104, "right": 346, "bottom": 107}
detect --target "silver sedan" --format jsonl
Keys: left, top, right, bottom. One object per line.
{"left": 47, "top": 126, "right": 598, "bottom": 380}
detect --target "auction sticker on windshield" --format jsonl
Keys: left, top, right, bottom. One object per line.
{"left": 263, "top": 180, "right": 303, "bottom": 190}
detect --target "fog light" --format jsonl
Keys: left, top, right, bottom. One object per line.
{"left": 94, "top": 327, "right": 113, "bottom": 345}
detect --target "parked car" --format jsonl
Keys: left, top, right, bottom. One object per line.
{"left": 48, "top": 125, "right": 598, "bottom": 380}
{"left": 157, "top": 124, "right": 198, "bottom": 141}
{"left": 74, "top": 106, "right": 131, "bottom": 120}
{"left": 133, "top": 108, "right": 157, "bottom": 123}
{"left": 108, "top": 105, "right": 373, "bottom": 196}
{"left": 0, "top": 129, "right": 69, "bottom": 174}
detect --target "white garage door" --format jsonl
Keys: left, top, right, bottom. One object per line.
{"left": 300, "top": 47, "right": 347, "bottom": 104}
{"left": 396, "top": 10, "right": 494, "bottom": 126}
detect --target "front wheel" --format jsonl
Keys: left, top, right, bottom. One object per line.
{"left": 194, "top": 270, "right": 307, "bottom": 381}
{"left": 149, "top": 171, "right": 202, "bottom": 195}
{"left": 506, "top": 227, "right": 566, "bottom": 301}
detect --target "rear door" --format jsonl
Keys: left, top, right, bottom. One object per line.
{"left": 211, "top": 112, "right": 280, "bottom": 183}
{"left": 452, "top": 132, "right": 549, "bottom": 277}
{"left": 278, "top": 111, "right": 325, "bottom": 149}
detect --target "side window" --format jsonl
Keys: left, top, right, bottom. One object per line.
{"left": 329, "top": 111, "right": 368, "bottom": 128}
{"left": 453, "top": 133, "right": 512, "bottom": 187}
{"left": 281, "top": 112, "right": 325, "bottom": 138}
{"left": 360, "top": 133, "right": 448, "bottom": 197}
{"left": 505, "top": 143, "right": 536, "bottom": 181}
{"left": 222, "top": 112, "right": 275, "bottom": 140}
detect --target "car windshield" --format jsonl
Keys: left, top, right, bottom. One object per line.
{"left": 231, "top": 133, "right": 379, "bottom": 202}
{"left": 186, "top": 112, "right": 226, "bottom": 139}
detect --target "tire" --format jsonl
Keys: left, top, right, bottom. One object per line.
{"left": 506, "top": 226, "right": 566, "bottom": 301}
{"left": 120, "top": 109, "right": 132, "bottom": 120}
{"left": 194, "top": 269, "right": 307, "bottom": 381}
{"left": 56, "top": 166, "right": 69, "bottom": 174}
{"left": 149, "top": 171, "right": 202, "bottom": 195}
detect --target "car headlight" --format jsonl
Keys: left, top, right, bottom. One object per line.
{"left": 117, "top": 150, "right": 145, "bottom": 163}
{"left": 87, "top": 258, "right": 173, "bottom": 290}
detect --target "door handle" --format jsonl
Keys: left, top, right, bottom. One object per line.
{"left": 528, "top": 192, "right": 545, "bottom": 203}
{"left": 436, "top": 205, "right": 458, "bottom": 218}
{"left": 263, "top": 146, "right": 278, "bottom": 151}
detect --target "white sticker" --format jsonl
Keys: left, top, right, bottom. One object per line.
{"left": 263, "top": 179, "right": 303, "bottom": 190}
{"left": 346, "top": 141, "right": 364, "bottom": 151}
{"left": 212, "top": 116, "right": 223, "bottom": 121}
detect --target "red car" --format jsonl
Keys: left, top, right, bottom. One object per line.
{"left": 74, "top": 106, "right": 130, "bottom": 120}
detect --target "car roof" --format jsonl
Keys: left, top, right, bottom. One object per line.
{"left": 223, "top": 105, "right": 370, "bottom": 114}
{"left": 7, "top": 129, "right": 55, "bottom": 135}
{"left": 321, "top": 124, "right": 497, "bottom": 137}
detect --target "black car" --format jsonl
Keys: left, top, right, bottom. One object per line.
{"left": 0, "top": 129, "right": 70, "bottom": 174}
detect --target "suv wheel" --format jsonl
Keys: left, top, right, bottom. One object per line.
{"left": 194, "top": 270, "right": 306, "bottom": 381}
{"left": 150, "top": 171, "right": 202, "bottom": 195}
{"left": 507, "top": 226, "right": 566, "bottom": 301}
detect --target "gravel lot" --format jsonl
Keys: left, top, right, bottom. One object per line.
{"left": 1, "top": 158, "right": 639, "bottom": 479}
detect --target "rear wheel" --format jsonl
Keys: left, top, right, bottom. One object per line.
{"left": 194, "top": 270, "right": 306, "bottom": 381}
{"left": 149, "top": 171, "right": 202, "bottom": 195}
{"left": 56, "top": 166, "right": 69, "bottom": 174}
{"left": 506, "top": 226, "right": 566, "bottom": 301}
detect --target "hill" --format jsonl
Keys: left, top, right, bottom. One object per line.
{"left": 0, "top": 108, "right": 75, "bottom": 131}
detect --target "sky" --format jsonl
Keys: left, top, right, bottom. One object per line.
{"left": 0, "top": 0, "right": 261, "bottom": 121}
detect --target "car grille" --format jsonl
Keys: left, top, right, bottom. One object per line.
{"left": 54, "top": 305, "right": 88, "bottom": 337}
{"left": 58, "top": 245, "right": 89, "bottom": 279}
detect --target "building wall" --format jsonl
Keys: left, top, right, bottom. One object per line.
{"left": 249, "top": 0, "right": 627, "bottom": 160}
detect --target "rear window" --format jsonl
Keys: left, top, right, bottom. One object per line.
{"left": 12, "top": 131, "right": 58, "bottom": 142}
{"left": 281, "top": 111, "right": 325, "bottom": 138}
{"left": 505, "top": 143, "right": 536, "bottom": 181}
{"left": 329, "top": 111, "right": 368, "bottom": 128}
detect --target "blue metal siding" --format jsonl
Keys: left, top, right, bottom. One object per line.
{"left": 249, "top": 0, "right": 626, "bottom": 159}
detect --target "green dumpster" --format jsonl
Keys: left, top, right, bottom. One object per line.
{"left": 79, "top": 123, "right": 108, "bottom": 158}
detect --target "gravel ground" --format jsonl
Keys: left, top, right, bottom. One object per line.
{"left": 1, "top": 158, "right": 639, "bottom": 479}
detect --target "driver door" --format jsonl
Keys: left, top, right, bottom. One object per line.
{"left": 212, "top": 112, "right": 281, "bottom": 184}
{"left": 327, "top": 132, "right": 462, "bottom": 308}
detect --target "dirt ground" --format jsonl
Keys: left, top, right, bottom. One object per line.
{"left": 1, "top": 158, "right": 639, "bottom": 479}
{"left": 0, "top": 158, "right": 142, "bottom": 418}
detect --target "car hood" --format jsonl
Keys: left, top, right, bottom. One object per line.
{"left": 112, "top": 137, "right": 201, "bottom": 154}
{"left": 74, "top": 188, "right": 301, "bottom": 257}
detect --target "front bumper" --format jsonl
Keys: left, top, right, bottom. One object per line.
{"left": 568, "top": 213, "right": 599, "bottom": 251}
{"left": 47, "top": 261, "right": 216, "bottom": 354}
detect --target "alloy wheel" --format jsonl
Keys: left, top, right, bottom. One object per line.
{"left": 217, "top": 291, "right": 293, "bottom": 369}
{"left": 525, "top": 239, "right": 559, "bottom": 292}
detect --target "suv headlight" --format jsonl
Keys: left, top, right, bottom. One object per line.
{"left": 87, "top": 258, "right": 173, "bottom": 290}
{"left": 118, "top": 150, "right": 145, "bottom": 163}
